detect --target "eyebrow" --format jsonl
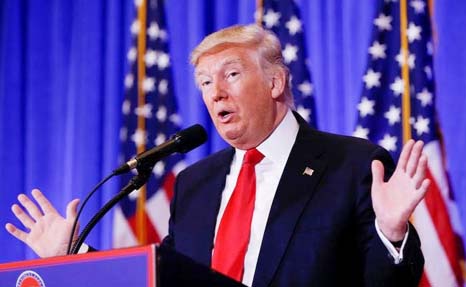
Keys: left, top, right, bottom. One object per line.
{"left": 195, "top": 57, "right": 244, "bottom": 78}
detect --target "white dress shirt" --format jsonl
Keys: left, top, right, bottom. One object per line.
{"left": 213, "top": 109, "right": 407, "bottom": 286}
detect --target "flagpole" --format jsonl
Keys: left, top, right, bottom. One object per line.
{"left": 256, "top": 0, "right": 263, "bottom": 26}
{"left": 136, "top": 0, "right": 148, "bottom": 245}
{"left": 400, "top": 0, "right": 412, "bottom": 144}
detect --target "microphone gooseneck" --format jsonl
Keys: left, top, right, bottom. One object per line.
{"left": 70, "top": 166, "right": 153, "bottom": 255}
{"left": 68, "top": 124, "right": 207, "bottom": 255}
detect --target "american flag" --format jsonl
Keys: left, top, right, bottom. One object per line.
{"left": 260, "top": 0, "right": 318, "bottom": 127}
{"left": 113, "top": 0, "right": 185, "bottom": 247}
{"left": 353, "top": 0, "right": 465, "bottom": 285}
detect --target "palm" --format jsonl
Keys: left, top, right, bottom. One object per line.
{"left": 371, "top": 140, "right": 430, "bottom": 241}
{"left": 5, "top": 189, "right": 80, "bottom": 258}
{"left": 24, "top": 212, "right": 77, "bottom": 257}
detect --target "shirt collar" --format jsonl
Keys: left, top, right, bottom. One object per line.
{"left": 235, "top": 109, "right": 299, "bottom": 166}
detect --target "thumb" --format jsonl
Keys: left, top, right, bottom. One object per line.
{"left": 66, "top": 199, "right": 80, "bottom": 220}
{"left": 371, "top": 160, "right": 385, "bottom": 186}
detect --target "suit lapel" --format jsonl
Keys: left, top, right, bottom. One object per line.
{"left": 179, "top": 148, "right": 235, "bottom": 266}
{"left": 252, "top": 119, "right": 328, "bottom": 287}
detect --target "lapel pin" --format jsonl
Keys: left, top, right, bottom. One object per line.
{"left": 302, "top": 167, "right": 314, "bottom": 176}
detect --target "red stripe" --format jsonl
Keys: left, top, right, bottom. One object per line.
{"left": 424, "top": 168, "right": 463, "bottom": 285}
{"left": 128, "top": 211, "right": 162, "bottom": 244}
{"left": 163, "top": 172, "right": 175, "bottom": 200}
{"left": 419, "top": 272, "right": 430, "bottom": 287}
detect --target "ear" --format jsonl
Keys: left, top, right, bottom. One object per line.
{"left": 270, "top": 67, "right": 286, "bottom": 100}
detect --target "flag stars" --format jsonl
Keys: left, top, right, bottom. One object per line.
{"left": 156, "top": 52, "right": 170, "bottom": 70}
{"left": 390, "top": 77, "right": 404, "bottom": 96}
{"left": 120, "top": 127, "right": 128, "bottom": 141}
{"left": 374, "top": 14, "right": 392, "bottom": 31}
{"left": 263, "top": 9, "right": 281, "bottom": 28}
{"left": 363, "top": 69, "right": 382, "bottom": 89}
{"left": 157, "top": 106, "right": 167, "bottom": 122}
{"left": 153, "top": 161, "right": 165, "bottom": 177}
{"left": 357, "top": 97, "right": 375, "bottom": 117}
{"left": 427, "top": 41, "right": 433, "bottom": 55}
{"left": 406, "top": 22, "right": 422, "bottom": 43}
{"left": 369, "top": 41, "right": 387, "bottom": 60}
{"left": 142, "top": 77, "right": 156, "bottom": 93}
{"left": 127, "top": 47, "right": 137, "bottom": 62}
{"left": 282, "top": 44, "right": 298, "bottom": 64}
{"left": 134, "top": 103, "right": 153, "bottom": 118}
{"left": 125, "top": 74, "right": 134, "bottom": 89}
{"left": 296, "top": 105, "right": 311, "bottom": 122}
{"left": 379, "top": 134, "right": 398, "bottom": 152}
{"left": 414, "top": 116, "right": 430, "bottom": 135}
{"left": 410, "top": 0, "right": 426, "bottom": 13}
{"left": 145, "top": 50, "right": 157, "bottom": 67}
{"left": 384, "top": 105, "right": 401, "bottom": 125}
{"left": 122, "top": 99, "right": 131, "bottom": 115}
{"left": 130, "top": 20, "right": 140, "bottom": 35}
{"left": 131, "top": 128, "right": 147, "bottom": 147}
{"left": 285, "top": 16, "right": 302, "bottom": 35}
{"left": 298, "top": 81, "right": 313, "bottom": 96}
{"left": 155, "top": 133, "right": 166, "bottom": 146}
{"left": 424, "top": 66, "right": 432, "bottom": 79}
{"left": 353, "top": 125, "right": 369, "bottom": 139}
{"left": 169, "top": 113, "right": 182, "bottom": 125}
{"left": 147, "top": 22, "right": 167, "bottom": 41}
{"left": 417, "top": 88, "right": 433, "bottom": 106}
{"left": 158, "top": 79, "right": 168, "bottom": 95}
{"left": 396, "top": 50, "right": 416, "bottom": 69}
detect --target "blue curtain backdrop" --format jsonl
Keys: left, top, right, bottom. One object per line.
{"left": 1, "top": 0, "right": 465, "bottom": 263}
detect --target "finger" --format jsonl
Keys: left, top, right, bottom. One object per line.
{"left": 413, "top": 154, "right": 428, "bottom": 189}
{"left": 5, "top": 223, "right": 28, "bottom": 243}
{"left": 406, "top": 141, "right": 424, "bottom": 177}
{"left": 11, "top": 204, "right": 36, "bottom": 229}
{"left": 31, "top": 189, "right": 58, "bottom": 214}
{"left": 413, "top": 178, "right": 431, "bottom": 205}
{"left": 66, "top": 199, "right": 80, "bottom": 220}
{"left": 371, "top": 160, "right": 385, "bottom": 186}
{"left": 397, "top": 139, "right": 415, "bottom": 171}
{"left": 17, "top": 193, "right": 44, "bottom": 221}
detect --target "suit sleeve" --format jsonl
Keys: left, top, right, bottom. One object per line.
{"left": 356, "top": 146, "right": 424, "bottom": 286}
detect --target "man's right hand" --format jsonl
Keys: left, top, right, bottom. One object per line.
{"left": 4, "top": 189, "right": 80, "bottom": 258}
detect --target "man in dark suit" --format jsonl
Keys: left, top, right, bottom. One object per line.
{"left": 163, "top": 24, "right": 428, "bottom": 286}
{"left": 6, "top": 24, "right": 428, "bottom": 286}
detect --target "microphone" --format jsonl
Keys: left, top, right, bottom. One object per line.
{"left": 113, "top": 124, "right": 207, "bottom": 175}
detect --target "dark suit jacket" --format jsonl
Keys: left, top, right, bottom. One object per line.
{"left": 163, "top": 113, "right": 424, "bottom": 286}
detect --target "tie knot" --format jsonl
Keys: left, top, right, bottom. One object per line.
{"left": 243, "top": 148, "right": 264, "bottom": 166}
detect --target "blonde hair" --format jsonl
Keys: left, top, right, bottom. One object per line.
{"left": 190, "top": 24, "right": 293, "bottom": 107}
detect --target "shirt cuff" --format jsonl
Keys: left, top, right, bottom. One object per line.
{"left": 374, "top": 220, "right": 409, "bottom": 264}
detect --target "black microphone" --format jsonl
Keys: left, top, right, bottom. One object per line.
{"left": 113, "top": 124, "right": 207, "bottom": 175}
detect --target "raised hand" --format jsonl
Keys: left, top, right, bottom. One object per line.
{"left": 371, "top": 139, "right": 430, "bottom": 242}
{"left": 5, "top": 189, "right": 80, "bottom": 258}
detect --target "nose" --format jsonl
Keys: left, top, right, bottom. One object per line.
{"left": 211, "top": 80, "right": 228, "bottom": 102}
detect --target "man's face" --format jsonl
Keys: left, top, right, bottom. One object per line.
{"left": 195, "top": 46, "right": 285, "bottom": 150}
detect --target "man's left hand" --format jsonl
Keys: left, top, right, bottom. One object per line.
{"left": 371, "top": 139, "right": 430, "bottom": 242}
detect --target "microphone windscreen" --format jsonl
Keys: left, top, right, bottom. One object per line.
{"left": 176, "top": 124, "right": 208, "bottom": 153}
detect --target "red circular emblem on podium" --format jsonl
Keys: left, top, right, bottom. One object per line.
{"left": 16, "top": 270, "right": 46, "bottom": 287}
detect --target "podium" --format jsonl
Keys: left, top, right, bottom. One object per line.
{"left": 0, "top": 244, "right": 244, "bottom": 286}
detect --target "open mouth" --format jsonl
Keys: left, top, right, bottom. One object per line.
{"left": 217, "top": 110, "right": 233, "bottom": 122}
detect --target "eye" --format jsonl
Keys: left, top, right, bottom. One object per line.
{"left": 228, "top": 71, "right": 239, "bottom": 78}
{"left": 201, "top": 80, "right": 212, "bottom": 87}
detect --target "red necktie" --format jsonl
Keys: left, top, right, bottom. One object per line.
{"left": 211, "top": 148, "right": 265, "bottom": 281}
